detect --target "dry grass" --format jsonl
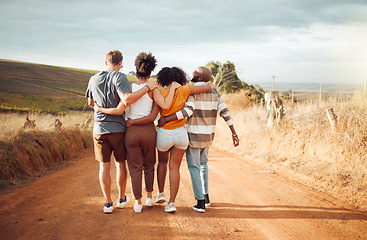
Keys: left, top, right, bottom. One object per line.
{"left": 220, "top": 89, "right": 258, "bottom": 111}
{"left": 0, "top": 111, "right": 93, "bottom": 141}
{"left": 214, "top": 91, "right": 367, "bottom": 208}
{"left": 2, "top": 91, "right": 366, "bottom": 208}
{"left": 0, "top": 112, "right": 93, "bottom": 189}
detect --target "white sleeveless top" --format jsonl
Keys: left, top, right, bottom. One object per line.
{"left": 129, "top": 83, "right": 153, "bottom": 120}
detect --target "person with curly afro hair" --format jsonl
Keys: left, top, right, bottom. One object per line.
{"left": 157, "top": 66, "right": 239, "bottom": 213}
{"left": 94, "top": 52, "right": 181, "bottom": 213}
{"left": 152, "top": 66, "right": 213, "bottom": 213}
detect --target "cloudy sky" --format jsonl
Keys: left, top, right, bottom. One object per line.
{"left": 1, "top": 0, "right": 367, "bottom": 90}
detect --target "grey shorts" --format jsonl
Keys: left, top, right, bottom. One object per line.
{"left": 156, "top": 126, "right": 188, "bottom": 152}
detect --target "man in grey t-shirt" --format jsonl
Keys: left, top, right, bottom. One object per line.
{"left": 85, "top": 50, "right": 157, "bottom": 213}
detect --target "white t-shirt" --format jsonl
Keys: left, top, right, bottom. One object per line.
{"left": 129, "top": 83, "right": 153, "bottom": 120}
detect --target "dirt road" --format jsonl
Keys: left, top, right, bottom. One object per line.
{"left": 0, "top": 148, "right": 366, "bottom": 239}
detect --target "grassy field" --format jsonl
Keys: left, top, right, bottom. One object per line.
{"left": 0, "top": 59, "right": 149, "bottom": 189}
{"left": 214, "top": 90, "right": 367, "bottom": 208}
{"left": 0, "top": 111, "right": 93, "bottom": 189}
{"left": 0, "top": 59, "right": 138, "bottom": 114}
{"left": 1, "top": 59, "right": 366, "bottom": 209}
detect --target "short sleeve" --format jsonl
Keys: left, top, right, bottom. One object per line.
{"left": 85, "top": 79, "right": 93, "bottom": 99}
{"left": 115, "top": 73, "right": 131, "bottom": 94}
{"left": 181, "top": 85, "right": 191, "bottom": 99}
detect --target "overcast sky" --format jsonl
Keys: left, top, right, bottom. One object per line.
{"left": 1, "top": 0, "right": 367, "bottom": 90}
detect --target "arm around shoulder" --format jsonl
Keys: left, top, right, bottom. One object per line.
{"left": 188, "top": 83, "right": 213, "bottom": 94}
{"left": 120, "top": 81, "right": 157, "bottom": 106}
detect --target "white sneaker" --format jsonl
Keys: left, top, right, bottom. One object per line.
{"left": 134, "top": 204, "right": 143, "bottom": 213}
{"left": 155, "top": 192, "right": 166, "bottom": 203}
{"left": 164, "top": 202, "right": 177, "bottom": 213}
{"left": 145, "top": 197, "right": 154, "bottom": 207}
{"left": 103, "top": 202, "right": 114, "bottom": 214}
{"left": 116, "top": 195, "right": 130, "bottom": 208}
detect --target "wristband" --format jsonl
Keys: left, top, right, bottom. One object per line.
{"left": 145, "top": 85, "right": 150, "bottom": 91}
{"left": 232, "top": 134, "right": 238, "bottom": 138}
{"left": 164, "top": 117, "right": 167, "bottom": 123}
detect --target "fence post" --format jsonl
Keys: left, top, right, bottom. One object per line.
{"left": 319, "top": 81, "right": 323, "bottom": 103}
{"left": 266, "top": 91, "right": 284, "bottom": 129}
{"left": 325, "top": 108, "right": 337, "bottom": 131}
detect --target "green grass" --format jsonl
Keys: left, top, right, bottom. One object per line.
{"left": 0, "top": 92, "right": 88, "bottom": 115}
{"left": 0, "top": 59, "right": 158, "bottom": 114}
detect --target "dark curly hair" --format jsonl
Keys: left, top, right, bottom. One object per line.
{"left": 157, "top": 67, "right": 187, "bottom": 87}
{"left": 135, "top": 52, "right": 157, "bottom": 78}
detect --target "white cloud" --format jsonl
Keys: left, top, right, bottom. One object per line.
{"left": 1, "top": 0, "right": 367, "bottom": 88}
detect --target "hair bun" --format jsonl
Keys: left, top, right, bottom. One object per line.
{"left": 135, "top": 52, "right": 157, "bottom": 78}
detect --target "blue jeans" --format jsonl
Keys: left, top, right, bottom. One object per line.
{"left": 185, "top": 147, "right": 209, "bottom": 201}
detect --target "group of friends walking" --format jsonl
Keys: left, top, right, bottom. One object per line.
{"left": 85, "top": 50, "right": 239, "bottom": 214}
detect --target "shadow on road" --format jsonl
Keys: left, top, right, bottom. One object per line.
{"left": 176, "top": 203, "right": 367, "bottom": 220}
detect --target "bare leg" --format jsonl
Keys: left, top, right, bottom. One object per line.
{"left": 157, "top": 150, "right": 169, "bottom": 193}
{"left": 115, "top": 160, "right": 128, "bottom": 199}
{"left": 99, "top": 162, "right": 112, "bottom": 203}
{"left": 168, "top": 147, "right": 186, "bottom": 203}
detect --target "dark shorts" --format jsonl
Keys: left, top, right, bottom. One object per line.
{"left": 93, "top": 132, "right": 126, "bottom": 163}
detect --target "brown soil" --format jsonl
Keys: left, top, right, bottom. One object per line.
{"left": 0, "top": 148, "right": 366, "bottom": 239}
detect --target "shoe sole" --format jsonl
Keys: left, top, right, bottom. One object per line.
{"left": 165, "top": 208, "right": 177, "bottom": 213}
{"left": 193, "top": 207, "right": 205, "bottom": 213}
{"left": 205, "top": 203, "right": 211, "bottom": 207}
{"left": 116, "top": 203, "right": 128, "bottom": 208}
{"left": 103, "top": 208, "right": 113, "bottom": 214}
{"left": 155, "top": 198, "right": 166, "bottom": 204}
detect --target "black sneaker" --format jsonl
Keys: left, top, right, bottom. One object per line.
{"left": 204, "top": 194, "right": 211, "bottom": 206}
{"left": 193, "top": 200, "right": 205, "bottom": 213}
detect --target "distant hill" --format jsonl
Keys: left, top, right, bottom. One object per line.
{"left": 0, "top": 59, "right": 135, "bottom": 114}
{"left": 0, "top": 59, "right": 97, "bottom": 97}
